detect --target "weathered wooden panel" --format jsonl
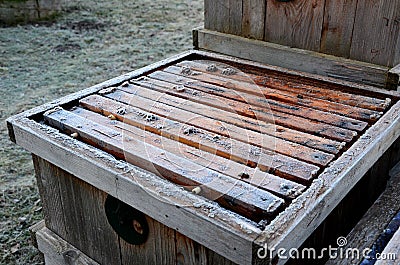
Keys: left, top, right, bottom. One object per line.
{"left": 194, "top": 29, "right": 397, "bottom": 89}
{"left": 36, "top": 226, "right": 100, "bottom": 265}
{"left": 32, "top": 154, "right": 67, "bottom": 239}
{"left": 33, "top": 156, "right": 122, "bottom": 265}
{"left": 350, "top": 0, "right": 400, "bottom": 67}
{"left": 120, "top": 216, "right": 177, "bottom": 265}
{"left": 264, "top": 0, "right": 325, "bottom": 51}
{"left": 242, "top": 0, "right": 265, "bottom": 40}
{"left": 326, "top": 163, "right": 400, "bottom": 265}
{"left": 320, "top": 0, "right": 358, "bottom": 58}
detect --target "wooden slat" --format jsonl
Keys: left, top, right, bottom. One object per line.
{"left": 175, "top": 232, "right": 209, "bottom": 265}
{"left": 134, "top": 76, "right": 357, "bottom": 142}
{"left": 264, "top": 0, "right": 325, "bottom": 51}
{"left": 326, "top": 170, "right": 400, "bottom": 265}
{"left": 229, "top": 0, "right": 242, "bottom": 36}
{"left": 113, "top": 80, "right": 343, "bottom": 155}
{"left": 164, "top": 65, "right": 369, "bottom": 131}
{"left": 241, "top": 0, "right": 265, "bottom": 40}
{"left": 320, "top": 0, "right": 358, "bottom": 58}
{"left": 43, "top": 108, "right": 285, "bottom": 220}
{"left": 156, "top": 69, "right": 382, "bottom": 123}
{"left": 36, "top": 226, "right": 100, "bottom": 265}
{"left": 255, "top": 100, "right": 400, "bottom": 265}
{"left": 32, "top": 155, "right": 68, "bottom": 241}
{"left": 194, "top": 29, "right": 395, "bottom": 89}
{"left": 350, "top": 0, "right": 400, "bottom": 67}
{"left": 106, "top": 88, "right": 334, "bottom": 167}
{"left": 72, "top": 107, "right": 306, "bottom": 199}
{"left": 204, "top": 0, "right": 218, "bottom": 30}
{"left": 80, "top": 95, "right": 320, "bottom": 183}
{"left": 34, "top": 155, "right": 122, "bottom": 265}
{"left": 178, "top": 60, "right": 392, "bottom": 112}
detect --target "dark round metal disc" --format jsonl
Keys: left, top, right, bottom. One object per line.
{"left": 104, "top": 195, "right": 149, "bottom": 245}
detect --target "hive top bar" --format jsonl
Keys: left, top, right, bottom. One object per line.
{"left": 7, "top": 50, "right": 400, "bottom": 265}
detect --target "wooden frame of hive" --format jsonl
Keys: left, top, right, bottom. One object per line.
{"left": 7, "top": 50, "right": 400, "bottom": 264}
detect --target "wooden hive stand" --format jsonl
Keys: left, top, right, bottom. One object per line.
{"left": 7, "top": 0, "right": 400, "bottom": 264}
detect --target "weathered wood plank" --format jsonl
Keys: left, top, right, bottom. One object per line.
{"left": 134, "top": 75, "right": 357, "bottom": 142}
{"left": 326, "top": 170, "right": 400, "bottom": 265}
{"left": 178, "top": 60, "right": 392, "bottom": 112}
{"left": 80, "top": 95, "right": 320, "bottom": 183}
{"left": 73, "top": 107, "right": 305, "bottom": 199}
{"left": 29, "top": 220, "right": 45, "bottom": 249}
{"left": 54, "top": 160, "right": 121, "bottom": 265}
{"left": 153, "top": 70, "right": 381, "bottom": 124}
{"left": 107, "top": 87, "right": 334, "bottom": 167}
{"left": 163, "top": 65, "right": 370, "bottom": 130}
{"left": 255, "top": 100, "right": 400, "bottom": 264}
{"left": 194, "top": 29, "right": 395, "bottom": 89}
{"left": 204, "top": 0, "right": 217, "bottom": 30}
{"left": 320, "top": 0, "right": 358, "bottom": 58}
{"left": 44, "top": 108, "right": 285, "bottom": 220}
{"left": 120, "top": 215, "right": 177, "bottom": 265}
{"left": 33, "top": 158, "right": 121, "bottom": 265}
{"left": 350, "top": 0, "right": 400, "bottom": 67}
{"left": 241, "top": 0, "right": 265, "bottom": 40}
{"left": 32, "top": 154, "right": 68, "bottom": 241}
{"left": 175, "top": 232, "right": 208, "bottom": 265}
{"left": 229, "top": 0, "right": 242, "bottom": 36}
{"left": 36, "top": 226, "right": 100, "bottom": 265}
{"left": 12, "top": 118, "right": 260, "bottom": 265}
{"left": 118, "top": 78, "right": 343, "bottom": 155}
{"left": 264, "top": 0, "right": 325, "bottom": 51}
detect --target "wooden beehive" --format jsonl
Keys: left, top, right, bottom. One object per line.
{"left": 7, "top": 1, "right": 400, "bottom": 264}
{"left": 7, "top": 50, "right": 400, "bottom": 264}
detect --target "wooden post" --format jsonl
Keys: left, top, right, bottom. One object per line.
{"left": 0, "top": 0, "right": 61, "bottom": 24}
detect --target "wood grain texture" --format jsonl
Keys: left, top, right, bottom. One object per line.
{"left": 7, "top": 49, "right": 400, "bottom": 265}
{"left": 229, "top": 0, "right": 242, "bottom": 36}
{"left": 50, "top": 160, "right": 121, "bottom": 265}
{"left": 120, "top": 78, "right": 343, "bottom": 155}
{"left": 164, "top": 65, "right": 371, "bottom": 130}
{"left": 135, "top": 76, "right": 356, "bottom": 142}
{"left": 320, "top": 0, "right": 358, "bottom": 58}
{"left": 72, "top": 107, "right": 305, "bottom": 199}
{"left": 44, "top": 108, "right": 285, "bottom": 220}
{"left": 326, "top": 171, "right": 400, "bottom": 265}
{"left": 33, "top": 157, "right": 121, "bottom": 264}
{"left": 10, "top": 117, "right": 261, "bottom": 265}
{"left": 242, "top": 0, "right": 265, "bottom": 40}
{"left": 36, "top": 226, "right": 99, "bottom": 265}
{"left": 80, "top": 94, "right": 320, "bottom": 183}
{"left": 109, "top": 86, "right": 335, "bottom": 168}
{"left": 350, "top": 0, "right": 400, "bottom": 67}
{"left": 265, "top": 0, "right": 325, "bottom": 51}
{"left": 120, "top": 216, "right": 177, "bottom": 265}
{"left": 255, "top": 100, "right": 400, "bottom": 265}
{"left": 32, "top": 154, "right": 67, "bottom": 240}
{"left": 178, "top": 60, "right": 391, "bottom": 112}
{"left": 194, "top": 29, "right": 393, "bottom": 88}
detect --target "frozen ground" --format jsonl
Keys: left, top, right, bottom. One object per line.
{"left": 0, "top": 1, "right": 203, "bottom": 263}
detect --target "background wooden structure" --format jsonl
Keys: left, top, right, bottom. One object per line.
{"left": 199, "top": 0, "right": 400, "bottom": 89}
{"left": 204, "top": 0, "right": 400, "bottom": 67}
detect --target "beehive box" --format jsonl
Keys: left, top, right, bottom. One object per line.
{"left": 7, "top": 50, "right": 400, "bottom": 264}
